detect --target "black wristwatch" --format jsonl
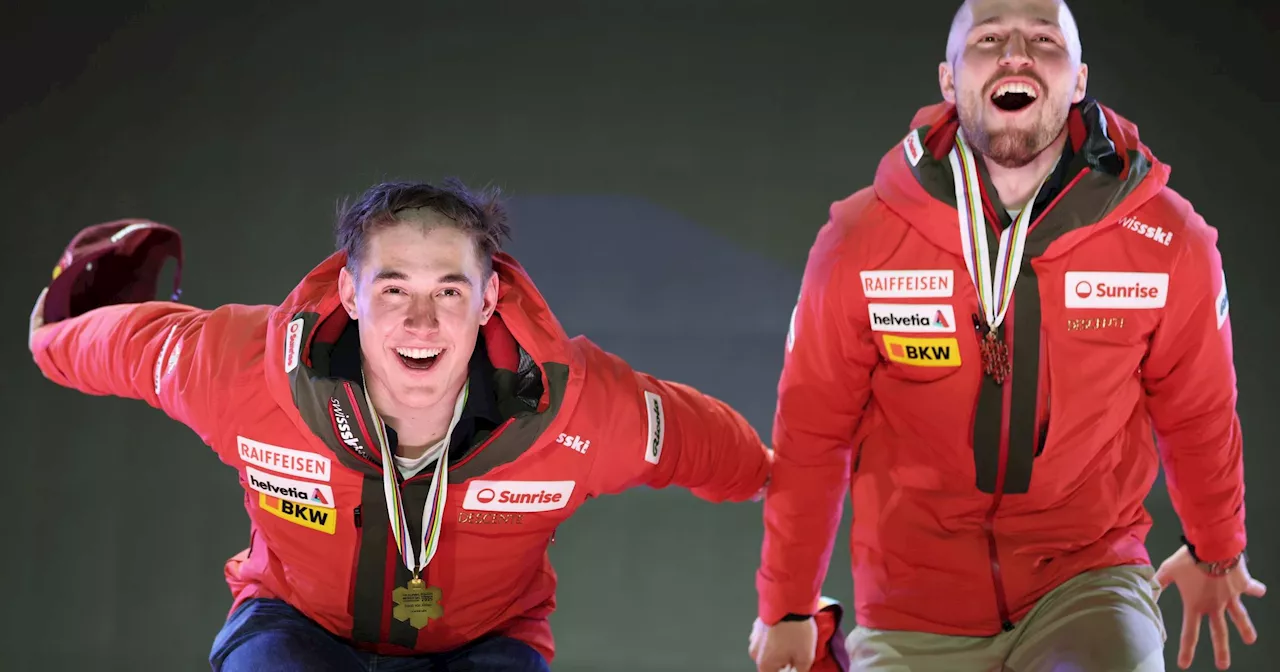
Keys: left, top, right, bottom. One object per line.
{"left": 1182, "top": 535, "right": 1243, "bottom": 577}
{"left": 779, "top": 613, "right": 813, "bottom": 622}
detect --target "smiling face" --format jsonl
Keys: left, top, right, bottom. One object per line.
{"left": 939, "top": 0, "right": 1088, "bottom": 167}
{"left": 338, "top": 218, "right": 499, "bottom": 414}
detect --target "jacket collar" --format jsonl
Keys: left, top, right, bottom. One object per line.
{"left": 324, "top": 320, "right": 504, "bottom": 459}
{"left": 873, "top": 97, "right": 1169, "bottom": 260}
{"left": 262, "top": 251, "right": 574, "bottom": 476}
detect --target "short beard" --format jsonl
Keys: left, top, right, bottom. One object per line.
{"left": 957, "top": 90, "right": 1068, "bottom": 168}
{"left": 961, "top": 122, "right": 1046, "bottom": 168}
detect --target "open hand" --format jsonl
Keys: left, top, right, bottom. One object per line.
{"left": 1155, "top": 546, "right": 1266, "bottom": 670}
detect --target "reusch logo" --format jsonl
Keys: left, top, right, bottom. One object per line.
{"left": 644, "top": 391, "right": 664, "bottom": 465}
{"left": 329, "top": 397, "right": 374, "bottom": 461}
{"left": 1216, "top": 270, "right": 1230, "bottom": 329}
{"left": 882, "top": 335, "right": 962, "bottom": 368}
{"left": 1064, "top": 272, "right": 1168, "bottom": 309}
{"left": 867, "top": 304, "right": 956, "bottom": 333}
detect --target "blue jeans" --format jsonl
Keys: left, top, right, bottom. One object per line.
{"left": 210, "top": 598, "right": 550, "bottom": 672}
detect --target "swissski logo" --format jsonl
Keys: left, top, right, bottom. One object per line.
{"left": 1064, "top": 272, "right": 1169, "bottom": 309}
{"left": 1118, "top": 216, "right": 1173, "bottom": 246}
{"left": 329, "top": 396, "right": 374, "bottom": 462}
{"left": 555, "top": 432, "right": 591, "bottom": 454}
{"left": 867, "top": 304, "right": 955, "bottom": 333}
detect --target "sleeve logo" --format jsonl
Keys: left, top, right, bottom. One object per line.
{"left": 643, "top": 390, "right": 665, "bottom": 465}
{"left": 153, "top": 324, "right": 179, "bottom": 395}
{"left": 284, "top": 317, "right": 305, "bottom": 373}
{"left": 1216, "top": 270, "right": 1229, "bottom": 329}
{"left": 785, "top": 293, "right": 800, "bottom": 353}
{"left": 903, "top": 129, "right": 925, "bottom": 167}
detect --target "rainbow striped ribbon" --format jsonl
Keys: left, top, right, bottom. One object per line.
{"left": 946, "top": 131, "right": 1046, "bottom": 333}
{"left": 364, "top": 377, "right": 469, "bottom": 582}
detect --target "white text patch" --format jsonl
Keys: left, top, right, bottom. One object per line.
{"left": 462, "top": 480, "right": 576, "bottom": 512}
{"left": 245, "top": 466, "right": 335, "bottom": 507}
{"left": 1064, "top": 272, "right": 1169, "bottom": 309}
{"left": 860, "top": 270, "right": 954, "bottom": 298}
{"left": 643, "top": 391, "right": 665, "bottom": 465}
{"left": 238, "top": 436, "right": 332, "bottom": 482}
{"left": 867, "top": 304, "right": 956, "bottom": 333}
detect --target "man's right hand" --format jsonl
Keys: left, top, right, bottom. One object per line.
{"left": 749, "top": 616, "right": 818, "bottom": 672}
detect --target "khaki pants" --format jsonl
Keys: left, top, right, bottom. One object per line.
{"left": 846, "top": 566, "right": 1167, "bottom": 672}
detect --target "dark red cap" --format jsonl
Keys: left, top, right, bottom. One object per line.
{"left": 44, "top": 219, "right": 184, "bottom": 324}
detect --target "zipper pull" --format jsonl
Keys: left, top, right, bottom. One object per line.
{"left": 354, "top": 505, "right": 363, "bottom": 528}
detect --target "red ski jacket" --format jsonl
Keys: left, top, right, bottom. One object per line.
{"left": 32, "top": 250, "right": 772, "bottom": 662}
{"left": 757, "top": 99, "right": 1246, "bottom": 636}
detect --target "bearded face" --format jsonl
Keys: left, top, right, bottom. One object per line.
{"left": 943, "top": 1, "right": 1086, "bottom": 168}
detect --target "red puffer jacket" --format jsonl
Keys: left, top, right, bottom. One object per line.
{"left": 32, "top": 250, "right": 772, "bottom": 662}
{"left": 758, "top": 99, "right": 1245, "bottom": 637}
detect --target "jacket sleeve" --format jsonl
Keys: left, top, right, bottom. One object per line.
{"left": 30, "top": 301, "right": 267, "bottom": 445}
{"left": 757, "top": 214, "right": 879, "bottom": 625}
{"left": 580, "top": 340, "right": 772, "bottom": 503}
{"left": 1141, "top": 212, "right": 1246, "bottom": 563}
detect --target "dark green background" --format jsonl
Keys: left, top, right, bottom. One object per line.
{"left": 2, "top": 1, "right": 1275, "bottom": 670}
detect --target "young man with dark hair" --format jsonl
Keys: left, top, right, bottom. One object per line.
{"left": 29, "top": 178, "right": 773, "bottom": 671}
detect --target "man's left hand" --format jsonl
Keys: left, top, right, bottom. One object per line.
{"left": 1155, "top": 546, "right": 1266, "bottom": 670}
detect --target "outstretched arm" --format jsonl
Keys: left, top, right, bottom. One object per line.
{"left": 30, "top": 292, "right": 268, "bottom": 444}
{"left": 580, "top": 339, "right": 772, "bottom": 503}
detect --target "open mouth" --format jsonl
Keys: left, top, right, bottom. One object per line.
{"left": 990, "top": 81, "right": 1039, "bottom": 112}
{"left": 395, "top": 346, "right": 443, "bottom": 371}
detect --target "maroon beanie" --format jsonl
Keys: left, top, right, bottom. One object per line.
{"left": 43, "top": 219, "right": 184, "bottom": 324}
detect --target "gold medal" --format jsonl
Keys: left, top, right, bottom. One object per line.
{"left": 364, "top": 375, "right": 469, "bottom": 632}
{"left": 392, "top": 577, "right": 443, "bottom": 629}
